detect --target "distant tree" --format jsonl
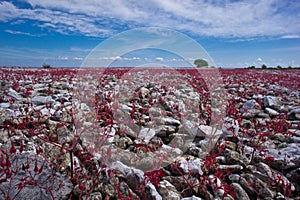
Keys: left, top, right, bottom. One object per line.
{"left": 194, "top": 59, "right": 208, "bottom": 68}
{"left": 248, "top": 66, "right": 256, "bottom": 69}
{"left": 261, "top": 64, "right": 267, "bottom": 69}
{"left": 43, "top": 63, "right": 51, "bottom": 69}
{"left": 288, "top": 66, "right": 293, "bottom": 69}
{"left": 276, "top": 65, "right": 282, "bottom": 69}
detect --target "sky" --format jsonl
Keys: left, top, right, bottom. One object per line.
{"left": 0, "top": 0, "right": 299, "bottom": 68}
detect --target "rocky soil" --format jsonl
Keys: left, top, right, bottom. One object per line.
{"left": 0, "top": 67, "right": 299, "bottom": 199}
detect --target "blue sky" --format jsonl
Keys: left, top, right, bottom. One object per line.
{"left": 0, "top": 0, "right": 299, "bottom": 68}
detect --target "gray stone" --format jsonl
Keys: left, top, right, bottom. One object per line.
{"left": 0, "top": 153, "right": 73, "bottom": 200}
{"left": 288, "top": 108, "right": 300, "bottom": 119}
{"left": 286, "top": 168, "right": 300, "bottom": 194}
{"left": 228, "top": 174, "right": 240, "bottom": 182}
{"left": 161, "top": 117, "right": 181, "bottom": 126}
{"left": 186, "top": 145, "right": 202, "bottom": 157}
{"left": 223, "top": 149, "right": 249, "bottom": 166}
{"left": 242, "top": 109, "right": 261, "bottom": 119}
{"left": 255, "top": 163, "right": 295, "bottom": 192}
{"left": 0, "top": 108, "right": 11, "bottom": 123}
{"left": 148, "top": 106, "right": 162, "bottom": 117}
{"left": 207, "top": 175, "right": 224, "bottom": 198}
{"left": 84, "top": 192, "right": 102, "bottom": 200}
{"left": 231, "top": 183, "right": 250, "bottom": 200}
{"left": 157, "top": 180, "right": 181, "bottom": 200}
{"left": 32, "top": 96, "right": 55, "bottom": 105}
{"left": 240, "top": 173, "right": 274, "bottom": 199}
{"left": 241, "top": 99, "right": 260, "bottom": 112}
{"left": 116, "top": 136, "right": 133, "bottom": 149}
{"left": 163, "top": 175, "right": 199, "bottom": 197}
{"left": 240, "top": 119, "right": 254, "bottom": 128}
{"left": 255, "top": 162, "right": 273, "bottom": 180}
{"left": 180, "top": 120, "right": 206, "bottom": 139}
{"left": 99, "top": 183, "right": 116, "bottom": 198}
{"left": 269, "top": 84, "right": 289, "bottom": 93}
{"left": 264, "top": 143, "right": 300, "bottom": 170}
{"left": 264, "top": 96, "right": 281, "bottom": 109}
{"left": 218, "top": 164, "right": 243, "bottom": 172}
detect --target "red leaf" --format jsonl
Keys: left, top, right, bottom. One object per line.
{"left": 20, "top": 141, "right": 24, "bottom": 153}
{"left": 79, "top": 182, "right": 84, "bottom": 191}
{"left": 39, "top": 162, "right": 44, "bottom": 173}
{"left": 10, "top": 140, "right": 16, "bottom": 154}
{"left": 34, "top": 160, "right": 39, "bottom": 173}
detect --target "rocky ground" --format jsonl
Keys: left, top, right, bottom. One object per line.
{"left": 0, "top": 67, "right": 299, "bottom": 199}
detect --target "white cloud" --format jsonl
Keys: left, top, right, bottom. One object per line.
{"left": 70, "top": 47, "right": 93, "bottom": 52}
{"left": 58, "top": 56, "right": 69, "bottom": 60}
{"left": 257, "top": 58, "right": 262, "bottom": 62}
{"left": 5, "top": 29, "right": 44, "bottom": 37}
{"left": 72, "top": 57, "right": 83, "bottom": 60}
{"left": 99, "top": 56, "right": 122, "bottom": 60}
{"left": 0, "top": 0, "right": 299, "bottom": 38}
{"left": 281, "top": 35, "right": 300, "bottom": 39}
{"left": 155, "top": 57, "right": 164, "bottom": 62}
{"left": 123, "top": 57, "right": 140, "bottom": 61}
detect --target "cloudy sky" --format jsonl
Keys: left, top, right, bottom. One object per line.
{"left": 0, "top": 0, "right": 299, "bottom": 68}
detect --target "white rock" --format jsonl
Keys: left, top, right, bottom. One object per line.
{"left": 108, "top": 161, "right": 144, "bottom": 180}
{"left": 158, "top": 180, "right": 180, "bottom": 199}
{"left": 162, "top": 117, "right": 181, "bottom": 126}
{"left": 199, "top": 125, "right": 222, "bottom": 136}
{"left": 146, "top": 182, "right": 162, "bottom": 200}
{"left": 33, "top": 83, "right": 47, "bottom": 89}
{"left": 120, "top": 104, "right": 132, "bottom": 113}
{"left": 33, "top": 105, "right": 45, "bottom": 111}
{"left": 8, "top": 88, "right": 23, "bottom": 100}
{"left": 140, "top": 87, "right": 149, "bottom": 98}
{"left": 160, "top": 144, "right": 182, "bottom": 155}
{"left": 106, "top": 128, "right": 116, "bottom": 143}
{"left": 288, "top": 108, "right": 300, "bottom": 118}
{"left": 53, "top": 102, "right": 62, "bottom": 109}
{"left": 265, "top": 107, "right": 279, "bottom": 116}
{"left": 80, "top": 103, "right": 90, "bottom": 111}
{"left": 179, "top": 157, "right": 203, "bottom": 175}
{"left": 222, "top": 117, "right": 239, "bottom": 136}
{"left": 181, "top": 196, "right": 203, "bottom": 200}
{"left": 0, "top": 103, "right": 10, "bottom": 108}
{"left": 8, "top": 109, "right": 21, "bottom": 117}
{"left": 138, "top": 128, "right": 155, "bottom": 143}
{"left": 40, "top": 108, "right": 49, "bottom": 116}
{"left": 252, "top": 94, "right": 264, "bottom": 99}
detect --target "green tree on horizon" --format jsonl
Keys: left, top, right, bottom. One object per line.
{"left": 194, "top": 59, "right": 208, "bottom": 68}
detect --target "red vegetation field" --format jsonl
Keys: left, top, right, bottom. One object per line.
{"left": 0, "top": 67, "right": 299, "bottom": 199}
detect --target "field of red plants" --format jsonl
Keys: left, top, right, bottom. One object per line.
{"left": 0, "top": 67, "right": 299, "bottom": 199}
